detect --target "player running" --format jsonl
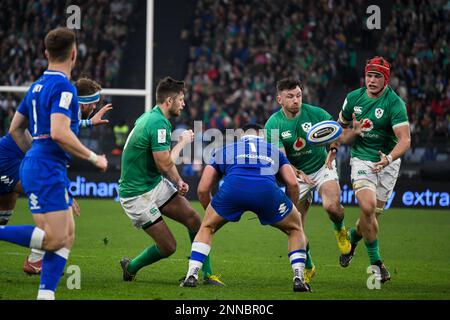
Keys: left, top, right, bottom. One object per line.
{"left": 180, "top": 123, "right": 310, "bottom": 292}
{"left": 0, "top": 27, "right": 108, "bottom": 300}
{"left": 265, "top": 78, "right": 351, "bottom": 284}
{"left": 21, "top": 77, "right": 112, "bottom": 275}
{"left": 331, "top": 56, "right": 411, "bottom": 283}
{"left": 118, "top": 77, "right": 223, "bottom": 286}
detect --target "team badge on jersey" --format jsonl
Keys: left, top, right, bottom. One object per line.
{"left": 375, "top": 108, "right": 384, "bottom": 119}
{"left": 361, "top": 119, "right": 373, "bottom": 132}
{"left": 293, "top": 137, "right": 306, "bottom": 151}
{"left": 59, "top": 92, "right": 73, "bottom": 110}
{"left": 354, "top": 106, "right": 362, "bottom": 114}
{"left": 157, "top": 129, "right": 167, "bottom": 143}
{"left": 301, "top": 122, "right": 312, "bottom": 132}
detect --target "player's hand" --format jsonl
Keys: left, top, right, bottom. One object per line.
{"left": 71, "top": 198, "right": 81, "bottom": 217}
{"left": 178, "top": 130, "right": 194, "bottom": 145}
{"left": 352, "top": 113, "right": 363, "bottom": 136}
{"left": 325, "top": 149, "right": 336, "bottom": 170}
{"left": 95, "top": 154, "right": 108, "bottom": 172}
{"left": 177, "top": 179, "right": 189, "bottom": 196}
{"left": 372, "top": 151, "right": 390, "bottom": 173}
{"left": 91, "top": 104, "right": 113, "bottom": 126}
{"left": 295, "top": 168, "right": 316, "bottom": 185}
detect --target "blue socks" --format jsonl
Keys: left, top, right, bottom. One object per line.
{"left": 37, "top": 248, "right": 70, "bottom": 300}
{"left": 0, "top": 225, "right": 44, "bottom": 248}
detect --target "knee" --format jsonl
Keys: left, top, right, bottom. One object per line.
{"left": 360, "top": 202, "right": 376, "bottom": 217}
{"left": 158, "top": 239, "right": 177, "bottom": 257}
{"left": 323, "top": 201, "right": 342, "bottom": 216}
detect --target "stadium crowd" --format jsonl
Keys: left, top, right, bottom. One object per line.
{"left": 0, "top": 0, "right": 448, "bottom": 158}
{"left": 178, "top": 0, "right": 449, "bottom": 144}
{"left": 376, "top": 0, "right": 450, "bottom": 145}
{"left": 0, "top": 0, "right": 135, "bottom": 136}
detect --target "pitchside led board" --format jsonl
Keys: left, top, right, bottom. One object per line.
{"left": 67, "top": 172, "right": 449, "bottom": 210}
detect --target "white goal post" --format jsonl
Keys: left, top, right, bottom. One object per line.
{"left": 0, "top": 0, "right": 154, "bottom": 112}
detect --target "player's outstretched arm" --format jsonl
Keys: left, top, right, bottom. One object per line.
{"left": 197, "top": 165, "right": 220, "bottom": 210}
{"left": 9, "top": 111, "right": 32, "bottom": 154}
{"left": 51, "top": 113, "right": 108, "bottom": 171}
{"left": 278, "top": 164, "right": 300, "bottom": 203}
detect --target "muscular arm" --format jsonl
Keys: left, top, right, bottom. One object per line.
{"left": 197, "top": 165, "right": 220, "bottom": 209}
{"left": 9, "top": 111, "right": 32, "bottom": 153}
{"left": 51, "top": 113, "right": 96, "bottom": 161}
{"left": 153, "top": 150, "right": 182, "bottom": 183}
{"left": 390, "top": 124, "right": 411, "bottom": 161}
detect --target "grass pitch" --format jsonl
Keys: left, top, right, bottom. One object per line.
{"left": 0, "top": 199, "right": 449, "bottom": 300}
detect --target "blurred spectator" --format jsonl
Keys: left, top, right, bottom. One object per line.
{"left": 112, "top": 119, "right": 129, "bottom": 155}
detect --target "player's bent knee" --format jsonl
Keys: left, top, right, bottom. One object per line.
{"left": 323, "top": 202, "right": 342, "bottom": 215}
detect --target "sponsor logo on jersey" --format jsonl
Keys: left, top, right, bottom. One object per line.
{"left": 357, "top": 170, "right": 367, "bottom": 176}
{"left": 293, "top": 137, "right": 306, "bottom": 151}
{"left": 361, "top": 119, "right": 373, "bottom": 132}
{"left": 32, "top": 84, "right": 43, "bottom": 93}
{"left": 301, "top": 122, "right": 312, "bottom": 132}
{"left": 281, "top": 130, "right": 292, "bottom": 139}
{"left": 375, "top": 108, "right": 384, "bottom": 118}
{"left": 354, "top": 106, "right": 362, "bottom": 114}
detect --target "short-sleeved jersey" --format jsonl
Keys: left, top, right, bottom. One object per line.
{"left": 17, "top": 70, "right": 80, "bottom": 164}
{"left": 209, "top": 135, "right": 290, "bottom": 184}
{"left": 265, "top": 103, "right": 333, "bottom": 175}
{"left": 119, "top": 106, "right": 172, "bottom": 198}
{"left": 340, "top": 86, "right": 409, "bottom": 162}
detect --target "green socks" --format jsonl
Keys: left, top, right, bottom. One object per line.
{"left": 349, "top": 227, "right": 363, "bottom": 244}
{"left": 333, "top": 219, "right": 344, "bottom": 232}
{"left": 188, "top": 230, "right": 213, "bottom": 279}
{"left": 365, "top": 239, "right": 382, "bottom": 264}
{"left": 305, "top": 243, "right": 314, "bottom": 269}
{"left": 127, "top": 245, "right": 167, "bottom": 275}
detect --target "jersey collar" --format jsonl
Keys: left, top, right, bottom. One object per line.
{"left": 44, "top": 70, "right": 68, "bottom": 78}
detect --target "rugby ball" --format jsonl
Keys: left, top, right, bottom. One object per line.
{"left": 306, "top": 120, "right": 342, "bottom": 146}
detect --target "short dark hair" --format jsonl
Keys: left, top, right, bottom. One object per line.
{"left": 44, "top": 27, "right": 76, "bottom": 63}
{"left": 276, "top": 78, "right": 303, "bottom": 93}
{"left": 75, "top": 78, "right": 102, "bottom": 96}
{"left": 156, "top": 77, "right": 185, "bottom": 104}
{"left": 242, "top": 123, "right": 264, "bottom": 132}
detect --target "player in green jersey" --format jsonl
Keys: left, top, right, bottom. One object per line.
{"left": 332, "top": 57, "right": 411, "bottom": 283}
{"left": 118, "top": 77, "right": 223, "bottom": 286}
{"left": 265, "top": 78, "right": 351, "bottom": 285}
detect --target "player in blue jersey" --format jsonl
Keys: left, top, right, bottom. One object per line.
{"left": 180, "top": 124, "right": 310, "bottom": 292}
{"left": 0, "top": 27, "right": 108, "bottom": 300}
{"left": 22, "top": 77, "right": 113, "bottom": 275}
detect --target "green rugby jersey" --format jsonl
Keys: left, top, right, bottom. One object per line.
{"left": 119, "top": 106, "right": 172, "bottom": 198}
{"left": 265, "top": 103, "right": 333, "bottom": 175}
{"left": 340, "top": 86, "right": 409, "bottom": 162}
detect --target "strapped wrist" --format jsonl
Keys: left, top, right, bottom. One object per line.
{"left": 88, "top": 151, "right": 98, "bottom": 164}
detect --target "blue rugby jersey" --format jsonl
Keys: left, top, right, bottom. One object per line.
{"left": 17, "top": 70, "right": 79, "bottom": 164}
{"left": 0, "top": 133, "right": 25, "bottom": 160}
{"left": 209, "top": 135, "right": 290, "bottom": 183}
